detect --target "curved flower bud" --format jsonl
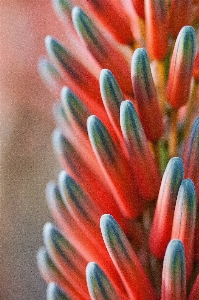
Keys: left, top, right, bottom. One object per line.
{"left": 37, "top": 248, "right": 84, "bottom": 299}
{"left": 131, "top": 48, "right": 164, "bottom": 142}
{"left": 43, "top": 223, "right": 89, "bottom": 298}
{"left": 87, "top": 115, "right": 144, "bottom": 218}
{"left": 86, "top": 262, "right": 122, "bottom": 299}
{"left": 120, "top": 100, "right": 161, "bottom": 200}
{"left": 149, "top": 157, "right": 184, "bottom": 258}
{"left": 161, "top": 239, "right": 186, "bottom": 300}
{"left": 46, "top": 282, "right": 70, "bottom": 300}
{"left": 167, "top": 26, "right": 196, "bottom": 109}
{"left": 72, "top": 7, "right": 132, "bottom": 95}
{"left": 78, "top": 0, "right": 133, "bottom": 44}
{"left": 52, "top": 130, "right": 120, "bottom": 216}
{"left": 145, "top": 0, "right": 168, "bottom": 60}
{"left": 100, "top": 214, "right": 158, "bottom": 300}
{"left": 45, "top": 36, "right": 103, "bottom": 114}
{"left": 52, "top": 0, "right": 73, "bottom": 26}
{"left": 171, "top": 179, "right": 197, "bottom": 279}
{"left": 100, "top": 69, "right": 124, "bottom": 139}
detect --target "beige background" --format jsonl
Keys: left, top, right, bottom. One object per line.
{"left": 0, "top": 1, "right": 65, "bottom": 298}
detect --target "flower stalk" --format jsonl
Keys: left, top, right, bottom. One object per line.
{"left": 37, "top": 1, "right": 199, "bottom": 299}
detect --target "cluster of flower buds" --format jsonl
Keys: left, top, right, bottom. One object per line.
{"left": 37, "top": 0, "right": 199, "bottom": 299}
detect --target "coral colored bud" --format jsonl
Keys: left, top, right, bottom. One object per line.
{"left": 171, "top": 179, "right": 197, "bottom": 279}
{"left": 58, "top": 172, "right": 103, "bottom": 245}
{"left": 47, "top": 282, "right": 70, "bottom": 300}
{"left": 45, "top": 36, "right": 102, "bottom": 112}
{"left": 87, "top": 115, "right": 144, "bottom": 218}
{"left": 100, "top": 214, "right": 158, "bottom": 300}
{"left": 168, "top": 0, "right": 192, "bottom": 37}
{"left": 149, "top": 157, "right": 184, "bottom": 259}
{"left": 145, "top": 0, "right": 168, "bottom": 60}
{"left": 131, "top": 48, "right": 164, "bottom": 142}
{"left": 79, "top": 0, "right": 133, "bottom": 44}
{"left": 86, "top": 262, "right": 121, "bottom": 299}
{"left": 72, "top": 7, "right": 132, "bottom": 95}
{"left": 167, "top": 26, "right": 196, "bottom": 109}
{"left": 120, "top": 100, "right": 161, "bottom": 200}
{"left": 183, "top": 117, "right": 199, "bottom": 200}
{"left": 37, "top": 248, "right": 84, "bottom": 299}
{"left": 60, "top": 86, "right": 90, "bottom": 138}
{"left": 100, "top": 69, "right": 124, "bottom": 136}
{"left": 161, "top": 239, "right": 186, "bottom": 300}
{"left": 43, "top": 223, "right": 89, "bottom": 298}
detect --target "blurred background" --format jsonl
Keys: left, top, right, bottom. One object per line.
{"left": 0, "top": 1, "right": 65, "bottom": 298}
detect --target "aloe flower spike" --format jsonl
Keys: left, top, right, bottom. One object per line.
{"left": 100, "top": 214, "right": 158, "bottom": 299}
{"left": 120, "top": 100, "right": 161, "bottom": 200}
{"left": 131, "top": 48, "right": 164, "bottom": 142}
{"left": 86, "top": 262, "right": 122, "bottom": 300}
{"left": 47, "top": 282, "right": 70, "bottom": 300}
{"left": 149, "top": 157, "right": 184, "bottom": 259}
{"left": 161, "top": 239, "right": 186, "bottom": 300}
{"left": 171, "top": 179, "right": 197, "bottom": 279}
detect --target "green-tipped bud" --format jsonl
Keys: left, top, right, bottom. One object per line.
{"left": 150, "top": 157, "right": 184, "bottom": 258}
{"left": 86, "top": 262, "right": 120, "bottom": 299}
{"left": 52, "top": 0, "right": 73, "bottom": 20}
{"left": 72, "top": 7, "right": 106, "bottom": 56}
{"left": 100, "top": 69, "right": 124, "bottom": 133}
{"left": 161, "top": 239, "right": 186, "bottom": 300}
{"left": 120, "top": 100, "right": 161, "bottom": 200}
{"left": 87, "top": 115, "right": 142, "bottom": 218}
{"left": 100, "top": 214, "right": 158, "bottom": 300}
{"left": 171, "top": 179, "right": 197, "bottom": 279}
{"left": 61, "top": 86, "right": 90, "bottom": 133}
{"left": 47, "top": 282, "right": 70, "bottom": 300}
{"left": 131, "top": 48, "right": 163, "bottom": 142}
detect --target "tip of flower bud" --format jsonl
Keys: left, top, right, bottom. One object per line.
{"left": 52, "top": 0, "right": 73, "bottom": 18}
{"left": 46, "top": 282, "right": 69, "bottom": 300}
{"left": 100, "top": 69, "right": 124, "bottom": 109}
{"left": 86, "top": 262, "right": 120, "bottom": 299}
{"left": 162, "top": 239, "right": 186, "bottom": 299}
{"left": 131, "top": 48, "right": 163, "bottom": 142}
